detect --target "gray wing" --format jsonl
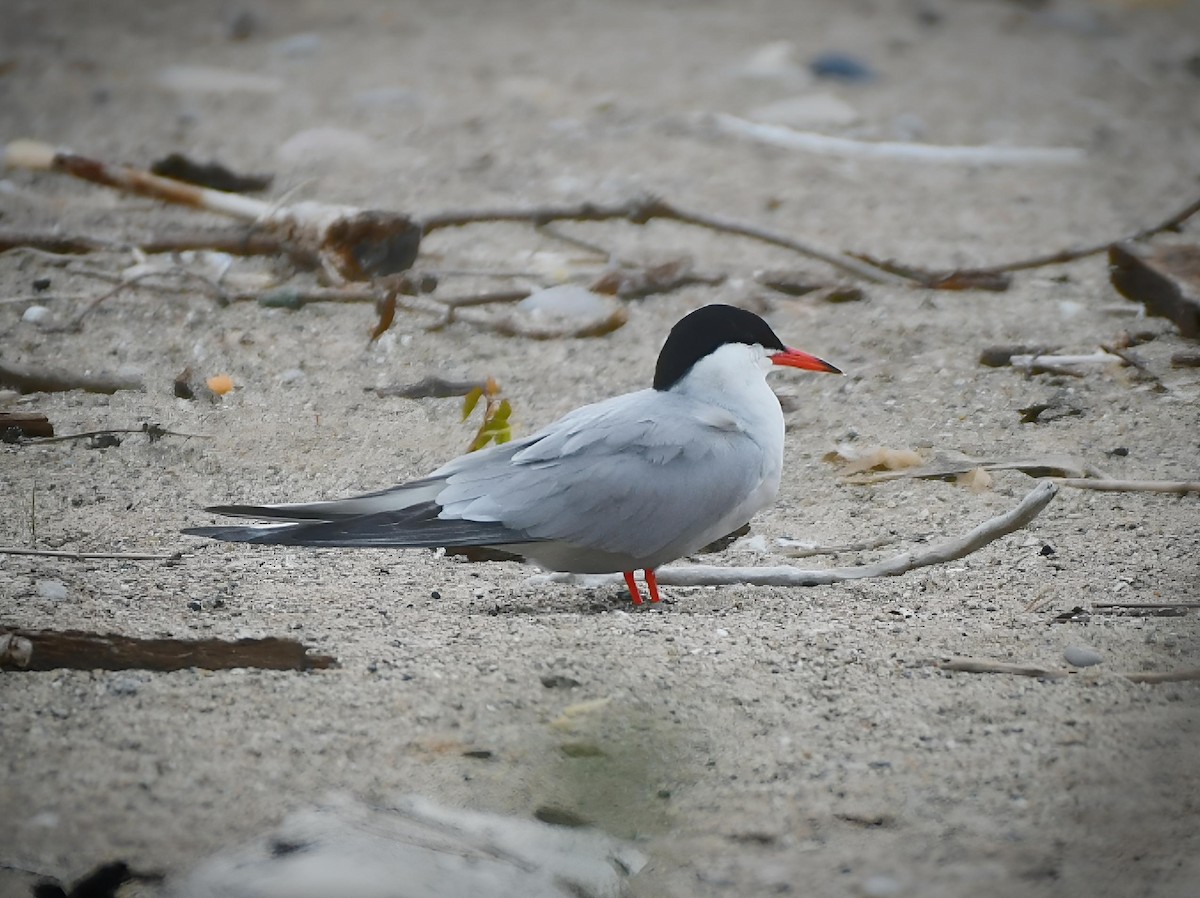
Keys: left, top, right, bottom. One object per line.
{"left": 182, "top": 500, "right": 531, "bottom": 547}
{"left": 432, "top": 390, "right": 769, "bottom": 558}
{"left": 184, "top": 434, "right": 546, "bottom": 546}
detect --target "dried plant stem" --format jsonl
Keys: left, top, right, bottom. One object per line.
{"left": 422, "top": 196, "right": 908, "bottom": 286}
{"left": 1048, "top": 478, "right": 1200, "bottom": 495}
{"left": 937, "top": 658, "right": 1200, "bottom": 685}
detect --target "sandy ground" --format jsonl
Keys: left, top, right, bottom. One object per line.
{"left": 2, "top": 1, "right": 1200, "bottom": 896}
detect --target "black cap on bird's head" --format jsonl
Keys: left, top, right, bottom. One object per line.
{"left": 653, "top": 304, "right": 841, "bottom": 391}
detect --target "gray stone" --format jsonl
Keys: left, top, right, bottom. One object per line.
{"left": 1063, "top": 645, "right": 1103, "bottom": 668}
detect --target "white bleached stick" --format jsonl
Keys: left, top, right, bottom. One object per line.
{"left": 534, "top": 480, "right": 1058, "bottom": 591}
{"left": 707, "top": 113, "right": 1086, "bottom": 166}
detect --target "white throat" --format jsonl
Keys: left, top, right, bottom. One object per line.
{"left": 671, "top": 343, "right": 783, "bottom": 439}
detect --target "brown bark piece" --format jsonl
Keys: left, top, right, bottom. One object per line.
{"left": 0, "top": 628, "right": 337, "bottom": 671}
{"left": 1109, "top": 242, "right": 1200, "bottom": 339}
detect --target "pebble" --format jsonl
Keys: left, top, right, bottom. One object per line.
{"left": 278, "top": 368, "right": 306, "bottom": 386}
{"left": 277, "top": 127, "right": 376, "bottom": 165}
{"left": 352, "top": 86, "right": 424, "bottom": 109}
{"left": 736, "top": 41, "right": 810, "bottom": 84}
{"left": 859, "top": 874, "right": 905, "bottom": 898}
{"left": 270, "top": 33, "right": 323, "bottom": 57}
{"left": 1063, "top": 645, "right": 1103, "bottom": 668}
{"left": 108, "top": 676, "right": 142, "bottom": 696}
{"left": 747, "top": 94, "right": 860, "bottom": 129}
{"left": 810, "top": 51, "right": 877, "bottom": 83}
{"left": 516, "top": 284, "right": 620, "bottom": 325}
{"left": 158, "top": 65, "right": 284, "bottom": 95}
{"left": 36, "top": 579, "right": 69, "bottom": 602}
{"left": 21, "top": 305, "right": 52, "bottom": 325}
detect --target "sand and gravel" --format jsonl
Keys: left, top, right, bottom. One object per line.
{"left": 2, "top": 2, "right": 1199, "bottom": 896}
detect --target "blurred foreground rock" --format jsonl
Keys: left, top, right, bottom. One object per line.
{"left": 172, "top": 794, "right": 646, "bottom": 898}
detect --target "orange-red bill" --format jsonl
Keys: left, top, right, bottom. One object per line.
{"left": 771, "top": 347, "right": 842, "bottom": 374}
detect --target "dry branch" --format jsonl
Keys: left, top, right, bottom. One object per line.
{"left": 856, "top": 192, "right": 1200, "bottom": 288}
{"left": 0, "top": 360, "right": 142, "bottom": 394}
{"left": 4, "top": 140, "right": 420, "bottom": 282}
{"left": 421, "top": 196, "right": 908, "bottom": 285}
{"left": 537, "top": 480, "right": 1057, "bottom": 592}
{"left": 937, "top": 658, "right": 1200, "bottom": 685}
{"left": 1048, "top": 478, "right": 1200, "bottom": 495}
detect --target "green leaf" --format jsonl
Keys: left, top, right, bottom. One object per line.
{"left": 461, "top": 387, "right": 484, "bottom": 422}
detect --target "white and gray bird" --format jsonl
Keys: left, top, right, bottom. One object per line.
{"left": 184, "top": 304, "right": 841, "bottom": 605}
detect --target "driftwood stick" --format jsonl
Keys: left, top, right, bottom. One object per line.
{"left": 538, "top": 481, "right": 1057, "bottom": 591}
{"left": 0, "top": 628, "right": 336, "bottom": 671}
{"left": 5, "top": 140, "right": 420, "bottom": 282}
{"left": 1047, "top": 478, "right": 1200, "bottom": 495}
{"left": 0, "top": 360, "right": 142, "bottom": 394}
{"left": 938, "top": 658, "right": 1068, "bottom": 679}
{"left": 708, "top": 113, "right": 1086, "bottom": 166}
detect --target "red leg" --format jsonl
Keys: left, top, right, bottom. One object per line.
{"left": 622, "top": 570, "right": 644, "bottom": 605}
{"left": 645, "top": 568, "right": 661, "bottom": 603}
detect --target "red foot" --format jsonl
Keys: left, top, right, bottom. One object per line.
{"left": 645, "top": 569, "right": 661, "bottom": 603}
{"left": 623, "top": 570, "right": 644, "bottom": 605}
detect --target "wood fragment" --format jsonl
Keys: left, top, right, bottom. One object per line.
{"left": 0, "top": 360, "right": 142, "bottom": 394}
{"left": 369, "top": 289, "right": 398, "bottom": 342}
{"left": 149, "top": 152, "right": 273, "bottom": 193}
{"left": 0, "top": 627, "right": 336, "bottom": 671}
{"left": 0, "top": 411, "right": 53, "bottom": 439}
{"left": 374, "top": 376, "right": 487, "bottom": 399}
{"left": 1008, "top": 351, "right": 1126, "bottom": 369}
{"left": 1109, "top": 242, "right": 1200, "bottom": 338}
{"left": 978, "top": 345, "right": 1058, "bottom": 367}
{"left": 5, "top": 140, "right": 421, "bottom": 282}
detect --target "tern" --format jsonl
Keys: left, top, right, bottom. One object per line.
{"left": 184, "top": 304, "right": 841, "bottom": 605}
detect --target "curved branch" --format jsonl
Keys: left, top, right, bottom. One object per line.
{"left": 535, "top": 481, "right": 1058, "bottom": 591}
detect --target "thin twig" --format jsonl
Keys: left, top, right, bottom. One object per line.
{"left": 937, "top": 658, "right": 1200, "bottom": 685}
{"left": 421, "top": 196, "right": 909, "bottom": 286}
{"left": 1123, "top": 668, "right": 1200, "bottom": 684}
{"left": 1047, "top": 478, "right": 1200, "bottom": 495}
{"left": 536, "top": 481, "right": 1057, "bottom": 590}
{"left": 27, "top": 425, "right": 208, "bottom": 445}
{"left": 857, "top": 193, "right": 1200, "bottom": 285}
{"left": 937, "top": 658, "right": 1068, "bottom": 679}
{"left": 0, "top": 546, "right": 177, "bottom": 561}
